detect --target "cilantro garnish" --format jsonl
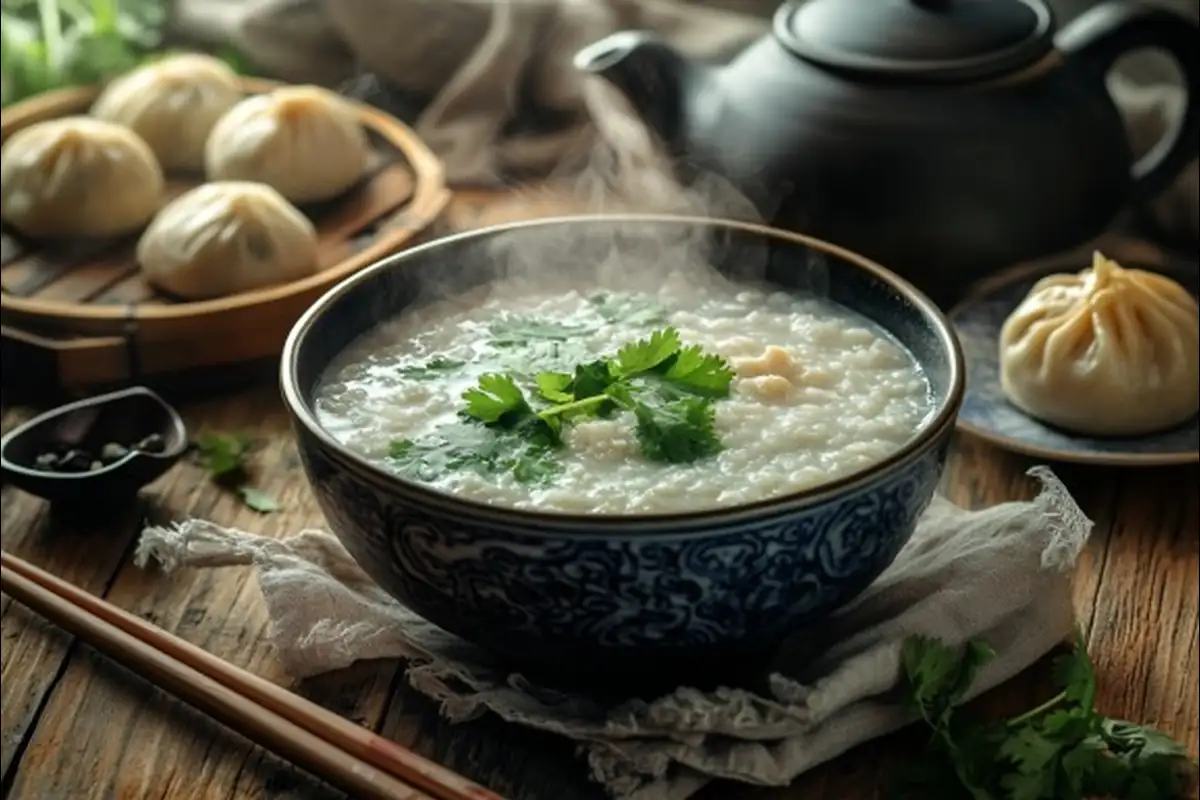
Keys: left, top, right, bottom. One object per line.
{"left": 389, "top": 424, "right": 560, "bottom": 487}
{"left": 587, "top": 293, "right": 669, "bottom": 326}
{"left": 396, "top": 357, "right": 465, "bottom": 379}
{"left": 462, "top": 373, "right": 532, "bottom": 424}
{"left": 472, "top": 327, "right": 732, "bottom": 464}
{"left": 486, "top": 315, "right": 589, "bottom": 346}
{"left": 389, "top": 327, "right": 736, "bottom": 485}
{"left": 630, "top": 395, "right": 722, "bottom": 463}
{"left": 195, "top": 432, "right": 253, "bottom": 480}
{"left": 893, "top": 629, "right": 1197, "bottom": 800}
{"left": 194, "top": 432, "right": 279, "bottom": 514}
{"left": 613, "top": 328, "right": 681, "bottom": 375}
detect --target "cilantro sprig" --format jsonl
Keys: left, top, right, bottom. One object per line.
{"left": 194, "top": 432, "right": 280, "bottom": 514}
{"left": 387, "top": 328, "right": 736, "bottom": 486}
{"left": 467, "top": 327, "right": 733, "bottom": 465}
{"left": 894, "top": 630, "right": 1197, "bottom": 800}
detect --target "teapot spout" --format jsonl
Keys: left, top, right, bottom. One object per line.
{"left": 574, "top": 31, "right": 696, "bottom": 152}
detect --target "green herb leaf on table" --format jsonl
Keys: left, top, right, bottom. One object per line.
{"left": 237, "top": 486, "right": 280, "bottom": 514}
{"left": 195, "top": 432, "right": 253, "bottom": 481}
{"left": 893, "top": 629, "right": 1197, "bottom": 800}
{"left": 194, "top": 432, "right": 279, "bottom": 513}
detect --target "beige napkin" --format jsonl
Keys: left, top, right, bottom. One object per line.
{"left": 134, "top": 466, "right": 1092, "bottom": 800}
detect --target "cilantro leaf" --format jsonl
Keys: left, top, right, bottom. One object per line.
{"left": 664, "top": 344, "right": 736, "bottom": 397}
{"left": 237, "top": 486, "right": 279, "bottom": 514}
{"left": 462, "top": 373, "right": 530, "bottom": 424}
{"left": 571, "top": 360, "right": 617, "bottom": 402}
{"left": 389, "top": 424, "right": 560, "bottom": 486}
{"left": 487, "top": 315, "right": 589, "bottom": 346}
{"left": 535, "top": 372, "right": 574, "bottom": 403}
{"left": 613, "top": 328, "right": 681, "bottom": 376}
{"left": 587, "top": 293, "right": 669, "bottom": 326}
{"left": 1053, "top": 629, "right": 1097, "bottom": 710}
{"left": 195, "top": 432, "right": 253, "bottom": 480}
{"left": 397, "top": 357, "right": 465, "bottom": 379}
{"left": 631, "top": 397, "right": 722, "bottom": 464}
{"left": 195, "top": 431, "right": 281, "bottom": 512}
{"left": 901, "top": 635, "right": 995, "bottom": 726}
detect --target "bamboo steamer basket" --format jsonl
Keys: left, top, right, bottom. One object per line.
{"left": 0, "top": 79, "right": 450, "bottom": 394}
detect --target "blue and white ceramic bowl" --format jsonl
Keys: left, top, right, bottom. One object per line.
{"left": 280, "top": 216, "right": 965, "bottom": 688}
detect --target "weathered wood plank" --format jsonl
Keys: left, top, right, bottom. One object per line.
{"left": 1084, "top": 466, "right": 1200, "bottom": 758}
{"left": 1, "top": 391, "right": 391, "bottom": 799}
{"left": 0, "top": 408, "right": 144, "bottom": 786}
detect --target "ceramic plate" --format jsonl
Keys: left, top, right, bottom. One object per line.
{"left": 949, "top": 236, "right": 1199, "bottom": 467}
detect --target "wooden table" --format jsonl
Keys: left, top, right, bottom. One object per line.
{"left": 2, "top": 191, "right": 1197, "bottom": 800}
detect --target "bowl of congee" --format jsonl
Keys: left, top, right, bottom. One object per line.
{"left": 280, "top": 215, "right": 965, "bottom": 688}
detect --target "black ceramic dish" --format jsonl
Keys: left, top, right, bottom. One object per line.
{"left": 280, "top": 215, "right": 965, "bottom": 691}
{"left": 0, "top": 386, "right": 188, "bottom": 505}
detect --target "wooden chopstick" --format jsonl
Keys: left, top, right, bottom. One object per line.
{"left": 0, "top": 560, "right": 428, "bottom": 800}
{"left": 0, "top": 551, "right": 506, "bottom": 800}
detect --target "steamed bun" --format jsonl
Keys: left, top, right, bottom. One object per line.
{"left": 205, "top": 86, "right": 369, "bottom": 204}
{"left": 0, "top": 117, "right": 164, "bottom": 238}
{"left": 91, "top": 53, "right": 242, "bottom": 171}
{"left": 137, "top": 181, "right": 319, "bottom": 300}
{"left": 999, "top": 252, "right": 1199, "bottom": 436}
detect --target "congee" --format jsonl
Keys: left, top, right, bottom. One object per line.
{"left": 315, "top": 270, "right": 934, "bottom": 515}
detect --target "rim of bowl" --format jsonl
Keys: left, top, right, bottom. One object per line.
{"left": 280, "top": 214, "right": 966, "bottom": 532}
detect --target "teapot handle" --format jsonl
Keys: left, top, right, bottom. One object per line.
{"left": 1057, "top": 1, "right": 1200, "bottom": 202}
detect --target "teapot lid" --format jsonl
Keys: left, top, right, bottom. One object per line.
{"left": 775, "top": 0, "right": 1054, "bottom": 81}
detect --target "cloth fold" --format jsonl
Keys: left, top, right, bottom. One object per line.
{"left": 135, "top": 466, "right": 1093, "bottom": 800}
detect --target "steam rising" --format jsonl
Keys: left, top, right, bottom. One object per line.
{"left": 398, "top": 73, "right": 840, "bottom": 326}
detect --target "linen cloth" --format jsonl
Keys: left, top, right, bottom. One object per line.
{"left": 135, "top": 467, "right": 1093, "bottom": 800}
{"left": 169, "top": 0, "right": 1198, "bottom": 241}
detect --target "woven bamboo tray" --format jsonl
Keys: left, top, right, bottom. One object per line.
{"left": 0, "top": 79, "right": 450, "bottom": 394}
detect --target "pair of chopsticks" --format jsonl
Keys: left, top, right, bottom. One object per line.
{"left": 0, "top": 551, "right": 506, "bottom": 800}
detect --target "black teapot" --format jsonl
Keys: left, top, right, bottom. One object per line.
{"left": 575, "top": 0, "right": 1199, "bottom": 301}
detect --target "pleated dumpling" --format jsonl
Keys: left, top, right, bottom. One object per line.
{"left": 0, "top": 117, "right": 164, "bottom": 238}
{"left": 999, "top": 252, "right": 1199, "bottom": 436}
{"left": 205, "top": 85, "right": 370, "bottom": 204}
{"left": 91, "top": 53, "right": 243, "bottom": 171}
{"left": 137, "top": 181, "right": 319, "bottom": 300}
